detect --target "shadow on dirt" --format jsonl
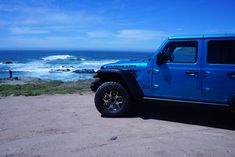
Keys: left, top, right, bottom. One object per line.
{"left": 127, "top": 100, "right": 235, "bottom": 130}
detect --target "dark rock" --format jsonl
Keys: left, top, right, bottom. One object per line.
{"left": 62, "top": 65, "right": 74, "bottom": 68}
{"left": 4, "top": 61, "right": 13, "bottom": 64}
{"left": 73, "top": 69, "right": 95, "bottom": 74}
{"left": 50, "top": 69, "right": 71, "bottom": 73}
{"left": 109, "top": 136, "right": 118, "bottom": 141}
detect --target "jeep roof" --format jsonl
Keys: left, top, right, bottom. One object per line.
{"left": 169, "top": 34, "right": 235, "bottom": 40}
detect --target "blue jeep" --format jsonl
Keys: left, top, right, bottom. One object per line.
{"left": 91, "top": 35, "right": 235, "bottom": 117}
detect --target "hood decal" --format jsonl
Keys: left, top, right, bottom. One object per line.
{"left": 102, "top": 61, "right": 148, "bottom": 71}
{"left": 106, "top": 65, "right": 137, "bottom": 68}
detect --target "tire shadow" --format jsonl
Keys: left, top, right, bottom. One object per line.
{"left": 127, "top": 100, "right": 235, "bottom": 130}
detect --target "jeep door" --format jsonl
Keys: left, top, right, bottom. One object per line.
{"left": 202, "top": 38, "right": 235, "bottom": 104}
{"left": 152, "top": 40, "right": 202, "bottom": 100}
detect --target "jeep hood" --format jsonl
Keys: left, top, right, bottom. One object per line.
{"left": 101, "top": 60, "right": 148, "bottom": 71}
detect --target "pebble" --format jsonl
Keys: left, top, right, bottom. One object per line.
{"left": 109, "top": 136, "right": 118, "bottom": 141}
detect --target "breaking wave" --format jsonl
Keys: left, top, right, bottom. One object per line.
{"left": 0, "top": 50, "right": 152, "bottom": 81}
{"left": 42, "top": 55, "right": 77, "bottom": 61}
{"left": 0, "top": 57, "right": 119, "bottom": 81}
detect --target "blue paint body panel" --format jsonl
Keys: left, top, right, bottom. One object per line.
{"left": 101, "top": 35, "right": 235, "bottom": 106}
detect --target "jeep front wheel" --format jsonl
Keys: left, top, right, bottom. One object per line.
{"left": 95, "top": 82, "right": 131, "bottom": 117}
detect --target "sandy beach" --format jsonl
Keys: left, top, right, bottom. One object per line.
{"left": 0, "top": 94, "right": 235, "bottom": 157}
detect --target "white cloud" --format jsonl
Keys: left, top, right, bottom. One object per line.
{"left": 0, "top": 5, "right": 14, "bottom": 12}
{"left": 87, "top": 31, "right": 111, "bottom": 38}
{"left": 0, "top": 1, "right": 169, "bottom": 50}
{"left": 23, "top": 11, "right": 102, "bottom": 26}
{"left": 1, "top": 35, "right": 86, "bottom": 49}
{"left": 2, "top": 25, "right": 168, "bottom": 50}
{"left": 206, "top": 29, "right": 218, "bottom": 33}
{"left": 116, "top": 29, "right": 169, "bottom": 40}
{"left": 176, "top": 28, "right": 183, "bottom": 31}
{"left": 0, "top": 2, "right": 103, "bottom": 28}
{"left": 86, "top": 29, "right": 168, "bottom": 41}
{"left": 9, "top": 27, "right": 49, "bottom": 35}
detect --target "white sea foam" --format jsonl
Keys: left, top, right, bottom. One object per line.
{"left": 4, "top": 59, "right": 118, "bottom": 72}
{"left": 9, "top": 61, "right": 51, "bottom": 73}
{"left": 0, "top": 58, "right": 119, "bottom": 81}
{"left": 42, "top": 55, "right": 77, "bottom": 61}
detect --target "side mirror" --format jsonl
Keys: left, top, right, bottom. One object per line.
{"left": 156, "top": 52, "right": 168, "bottom": 65}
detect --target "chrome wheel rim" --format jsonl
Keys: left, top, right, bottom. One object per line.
{"left": 102, "top": 90, "right": 123, "bottom": 111}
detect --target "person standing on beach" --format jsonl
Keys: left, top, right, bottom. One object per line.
{"left": 9, "top": 70, "right": 12, "bottom": 78}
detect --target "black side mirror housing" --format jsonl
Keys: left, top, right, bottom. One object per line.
{"left": 156, "top": 52, "right": 168, "bottom": 65}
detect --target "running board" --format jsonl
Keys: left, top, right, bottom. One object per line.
{"left": 143, "top": 97, "right": 229, "bottom": 106}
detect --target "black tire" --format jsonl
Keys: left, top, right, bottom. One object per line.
{"left": 95, "top": 81, "right": 131, "bottom": 117}
{"left": 230, "top": 97, "right": 235, "bottom": 113}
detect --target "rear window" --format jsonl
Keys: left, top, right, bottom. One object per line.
{"left": 207, "top": 40, "right": 235, "bottom": 64}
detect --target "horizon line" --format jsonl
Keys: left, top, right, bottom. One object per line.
{"left": 0, "top": 49, "right": 155, "bottom": 53}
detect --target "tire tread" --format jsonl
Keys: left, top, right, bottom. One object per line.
{"left": 95, "top": 81, "right": 130, "bottom": 117}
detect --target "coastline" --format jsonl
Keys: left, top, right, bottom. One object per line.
{"left": 0, "top": 77, "right": 93, "bottom": 96}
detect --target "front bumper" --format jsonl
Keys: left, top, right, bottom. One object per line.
{"left": 90, "top": 79, "right": 102, "bottom": 92}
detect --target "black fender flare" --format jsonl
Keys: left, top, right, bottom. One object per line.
{"left": 230, "top": 96, "right": 235, "bottom": 110}
{"left": 93, "top": 69, "right": 143, "bottom": 100}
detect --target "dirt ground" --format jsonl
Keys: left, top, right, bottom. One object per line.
{"left": 0, "top": 94, "right": 235, "bottom": 157}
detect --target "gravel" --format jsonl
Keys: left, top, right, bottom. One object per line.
{"left": 0, "top": 94, "right": 235, "bottom": 157}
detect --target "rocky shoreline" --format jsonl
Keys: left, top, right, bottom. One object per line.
{"left": 49, "top": 68, "right": 95, "bottom": 73}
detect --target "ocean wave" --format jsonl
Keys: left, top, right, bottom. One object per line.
{"left": 1, "top": 59, "right": 118, "bottom": 72}
{"left": 80, "top": 58, "right": 86, "bottom": 61}
{"left": 0, "top": 58, "right": 119, "bottom": 81}
{"left": 42, "top": 55, "right": 77, "bottom": 61}
{"left": 8, "top": 61, "right": 51, "bottom": 73}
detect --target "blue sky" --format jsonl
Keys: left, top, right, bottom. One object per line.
{"left": 0, "top": 0, "right": 235, "bottom": 51}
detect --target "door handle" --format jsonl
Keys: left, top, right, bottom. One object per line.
{"left": 185, "top": 70, "right": 199, "bottom": 77}
{"left": 153, "top": 69, "right": 160, "bottom": 74}
{"left": 204, "top": 71, "right": 211, "bottom": 77}
{"left": 227, "top": 72, "right": 235, "bottom": 78}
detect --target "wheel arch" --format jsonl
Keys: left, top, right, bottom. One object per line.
{"left": 230, "top": 95, "right": 235, "bottom": 110}
{"left": 94, "top": 69, "right": 143, "bottom": 100}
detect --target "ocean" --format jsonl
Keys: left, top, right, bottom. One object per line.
{"left": 0, "top": 50, "right": 153, "bottom": 82}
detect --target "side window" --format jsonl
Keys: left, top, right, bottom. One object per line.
{"left": 207, "top": 40, "right": 235, "bottom": 64}
{"left": 162, "top": 41, "right": 198, "bottom": 63}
